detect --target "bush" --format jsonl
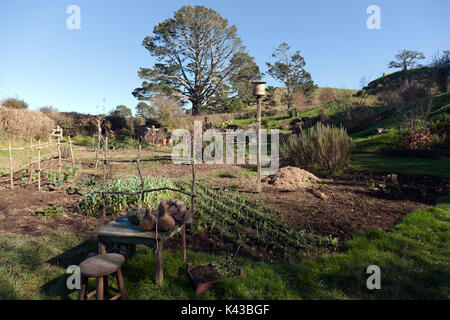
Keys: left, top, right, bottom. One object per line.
{"left": 0, "top": 107, "right": 54, "bottom": 139}
{"left": 281, "top": 122, "right": 352, "bottom": 173}
{"left": 1, "top": 97, "right": 28, "bottom": 109}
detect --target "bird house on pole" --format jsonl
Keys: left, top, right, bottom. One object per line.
{"left": 253, "top": 81, "right": 267, "bottom": 97}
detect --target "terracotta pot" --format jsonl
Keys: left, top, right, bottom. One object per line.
{"left": 140, "top": 209, "right": 157, "bottom": 231}
{"left": 162, "top": 139, "right": 167, "bottom": 146}
{"left": 168, "top": 138, "right": 173, "bottom": 144}
{"left": 157, "top": 202, "right": 175, "bottom": 232}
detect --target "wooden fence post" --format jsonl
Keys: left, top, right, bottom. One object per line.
{"left": 57, "top": 136, "right": 62, "bottom": 173}
{"left": 102, "top": 136, "right": 108, "bottom": 218}
{"left": 37, "top": 139, "right": 41, "bottom": 191}
{"left": 95, "top": 119, "right": 102, "bottom": 169}
{"left": 68, "top": 136, "right": 75, "bottom": 167}
{"left": 28, "top": 138, "right": 34, "bottom": 184}
{"left": 8, "top": 140, "right": 13, "bottom": 190}
{"left": 49, "top": 135, "right": 53, "bottom": 172}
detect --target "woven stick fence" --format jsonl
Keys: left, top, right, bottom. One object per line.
{"left": 0, "top": 131, "right": 76, "bottom": 190}
{"left": 97, "top": 136, "right": 196, "bottom": 218}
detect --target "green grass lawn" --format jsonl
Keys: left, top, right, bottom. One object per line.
{"left": 350, "top": 154, "right": 450, "bottom": 179}
{"left": 1, "top": 196, "right": 448, "bottom": 300}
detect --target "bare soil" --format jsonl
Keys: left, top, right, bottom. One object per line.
{"left": 1, "top": 156, "right": 448, "bottom": 262}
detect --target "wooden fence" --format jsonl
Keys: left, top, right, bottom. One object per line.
{"left": 0, "top": 133, "right": 75, "bottom": 191}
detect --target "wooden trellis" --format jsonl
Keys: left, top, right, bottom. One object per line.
{"left": 0, "top": 129, "right": 76, "bottom": 190}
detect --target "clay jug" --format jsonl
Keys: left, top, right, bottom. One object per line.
{"left": 140, "top": 209, "right": 156, "bottom": 231}
{"left": 157, "top": 203, "right": 175, "bottom": 232}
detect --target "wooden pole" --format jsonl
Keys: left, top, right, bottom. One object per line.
{"left": 49, "top": 135, "right": 53, "bottom": 172}
{"left": 37, "top": 139, "right": 41, "bottom": 191}
{"left": 95, "top": 119, "right": 102, "bottom": 169}
{"left": 28, "top": 138, "right": 33, "bottom": 184}
{"left": 68, "top": 136, "right": 75, "bottom": 167}
{"left": 256, "top": 96, "right": 262, "bottom": 193}
{"left": 8, "top": 140, "right": 13, "bottom": 190}
{"left": 57, "top": 136, "right": 62, "bottom": 173}
{"left": 102, "top": 136, "right": 108, "bottom": 218}
{"left": 136, "top": 145, "right": 145, "bottom": 207}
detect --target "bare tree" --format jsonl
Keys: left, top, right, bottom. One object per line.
{"left": 388, "top": 50, "right": 425, "bottom": 72}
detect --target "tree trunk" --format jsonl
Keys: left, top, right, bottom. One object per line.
{"left": 191, "top": 102, "right": 201, "bottom": 115}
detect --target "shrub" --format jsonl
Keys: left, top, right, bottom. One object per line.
{"left": 1, "top": 97, "right": 28, "bottom": 109}
{"left": 318, "top": 88, "right": 335, "bottom": 105}
{"left": 401, "top": 127, "right": 434, "bottom": 150}
{"left": 261, "top": 118, "right": 269, "bottom": 128}
{"left": 281, "top": 122, "right": 352, "bottom": 173}
{"left": 0, "top": 107, "right": 54, "bottom": 139}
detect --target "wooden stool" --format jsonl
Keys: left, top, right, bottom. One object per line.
{"left": 78, "top": 253, "right": 127, "bottom": 300}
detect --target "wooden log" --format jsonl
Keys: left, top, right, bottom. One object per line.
{"left": 68, "top": 136, "right": 75, "bottom": 167}
{"left": 8, "top": 140, "right": 13, "bottom": 190}
{"left": 57, "top": 136, "right": 62, "bottom": 173}
{"left": 37, "top": 139, "right": 41, "bottom": 191}
{"left": 28, "top": 138, "right": 33, "bottom": 184}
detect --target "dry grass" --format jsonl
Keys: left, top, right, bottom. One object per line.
{"left": 0, "top": 107, "right": 54, "bottom": 140}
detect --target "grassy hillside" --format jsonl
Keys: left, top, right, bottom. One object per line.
{"left": 352, "top": 93, "right": 450, "bottom": 153}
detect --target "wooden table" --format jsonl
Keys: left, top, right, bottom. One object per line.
{"left": 94, "top": 216, "right": 187, "bottom": 286}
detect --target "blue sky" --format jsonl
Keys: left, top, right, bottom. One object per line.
{"left": 0, "top": 0, "right": 448, "bottom": 114}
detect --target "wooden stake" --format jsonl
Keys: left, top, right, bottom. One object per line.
{"left": 37, "top": 139, "right": 41, "bottom": 191}
{"left": 136, "top": 145, "right": 145, "bottom": 207}
{"left": 68, "top": 136, "right": 75, "bottom": 167}
{"left": 95, "top": 119, "right": 102, "bottom": 169}
{"left": 102, "top": 136, "right": 108, "bottom": 218}
{"left": 180, "top": 224, "right": 186, "bottom": 262}
{"left": 8, "top": 140, "right": 13, "bottom": 190}
{"left": 49, "top": 135, "right": 53, "bottom": 172}
{"left": 57, "top": 136, "right": 62, "bottom": 173}
{"left": 28, "top": 138, "right": 33, "bottom": 184}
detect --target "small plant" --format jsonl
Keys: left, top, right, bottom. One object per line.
{"left": 19, "top": 177, "right": 28, "bottom": 186}
{"left": 33, "top": 206, "right": 65, "bottom": 218}
{"left": 66, "top": 166, "right": 79, "bottom": 182}
{"left": 77, "top": 176, "right": 97, "bottom": 188}
{"left": 45, "top": 172, "right": 66, "bottom": 187}
{"left": 211, "top": 259, "right": 241, "bottom": 278}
